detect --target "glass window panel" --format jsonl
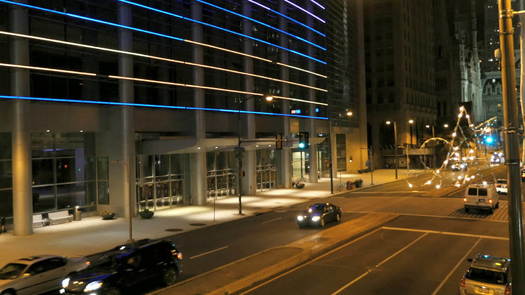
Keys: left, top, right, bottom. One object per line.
{"left": 97, "top": 182, "right": 109, "bottom": 205}
{"left": 97, "top": 157, "right": 108, "bottom": 181}
{"left": 0, "top": 133, "right": 10, "bottom": 160}
{"left": 0, "top": 161, "right": 11, "bottom": 189}
{"left": 86, "top": 181, "right": 97, "bottom": 206}
{"left": 33, "top": 186, "right": 56, "bottom": 212}
{"left": 31, "top": 132, "right": 55, "bottom": 158}
{"left": 155, "top": 155, "right": 169, "bottom": 177}
{"left": 57, "top": 183, "right": 85, "bottom": 209}
{"left": 32, "top": 159, "right": 54, "bottom": 185}
{"left": 56, "top": 158, "right": 76, "bottom": 183}
{"left": 0, "top": 190, "right": 13, "bottom": 218}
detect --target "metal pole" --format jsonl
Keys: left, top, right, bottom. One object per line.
{"left": 237, "top": 101, "right": 243, "bottom": 215}
{"left": 329, "top": 119, "right": 334, "bottom": 194}
{"left": 520, "top": 0, "right": 525, "bottom": 165}
{"left": 498, "top": 1, "right": 525, "bottom": 293}
{"left": 394, "top": 121, "right": 399, "bottom": 179}
{"left": 370, "top": 149, "right": 374, "bottom": 185}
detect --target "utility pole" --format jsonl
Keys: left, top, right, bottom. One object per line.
{"left": 498, "top": 1, "right": 525, "bottom": 293}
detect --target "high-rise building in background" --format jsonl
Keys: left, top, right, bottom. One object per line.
{"left": 0, "top": 0, "right": 366, "bottom": 235}
{"left": 364, "top": 0, "right": 460, "bottom": 169}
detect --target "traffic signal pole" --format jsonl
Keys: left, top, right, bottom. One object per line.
{"left": 498, "top": 1, "right": 525, "bottom": 293}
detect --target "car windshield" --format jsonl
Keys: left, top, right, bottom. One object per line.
{"left": 307, "top": 204, "right": 324, "bottom": 213}
{"left": 466, "top": 267, "right": 507, "bottom": 285}
{"left": 0, "top": 263, "right": 27, "bottom": 280}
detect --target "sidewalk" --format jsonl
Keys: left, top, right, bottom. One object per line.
{"left": 0, "top": 169, "right": 420, "bottom": 267}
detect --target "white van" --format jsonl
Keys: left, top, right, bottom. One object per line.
{"left": 464, "top": 183, "right": 499, "bottom": 214}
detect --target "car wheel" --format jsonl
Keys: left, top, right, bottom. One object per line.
{"left": 336, "top": 214, "right": 341, "bottom": 223}
{"left": 464, "top": 207, "right": 469, "bottom": 213}
{"left": 320, "top": 217, "right": 325, "bottom": 228}
{"left": 162, "top": 266, "right": 179, "bottom": 286}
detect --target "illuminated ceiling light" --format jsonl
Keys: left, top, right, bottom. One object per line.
{"left": 0, "top": 1, "right": 328, "bottom": 67}
{"left": 0, "top": 95, "right": 330, "bottom": 120}
{"left": 190, "top": 0, "right": 326, "bottom": 50}
{"left": 408, "top": 183, "right": 413, "bottom": 188}
{"left": 276, "top": 62, "right": 328, "bottom": 79}
{"left": 435, "top": 184, "right": 441, "bottom": 189}
{"left": 80, "top": 130, "right": 84, "bottom": 133}
{"left": 444, "top": 124, "right": 449, "bottom": 128}
{"left": 246, "top": 0, "right": 326, "bottom": 37}
{"left": 45, "top": 129, "right": 51, "bottom": 133}
{"left": 0, "top": 62, "right": 326, "bottom": 106}
{"left": 215, "top": 146, "right": 219, "bottom": 149}
{"left": 425, "top": 125, "right": 430, "bottom": 128}
{"left": 0, "top": 31, "right": 325, "bottom": 92}
{"left": 284, "top": 0, "right": 326, "bottom": 23}
{"left": 310, "top": 0, "right": 326, "bottom": 9}
{"left": 197, "top": 147, "right": 201, "bottom": 150}
{"left": 408, "top": 119, "right": 414, "bottom": 124}
{"left": 386, "top": 121, "right": 392, "bottom": 125}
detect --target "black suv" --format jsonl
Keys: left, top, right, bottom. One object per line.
{"left": 60, "top": 239, "right": 183, "bottom": 295}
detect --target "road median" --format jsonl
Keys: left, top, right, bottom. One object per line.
{"left": 151, "top": 212, "right": 398, "bottom": 295}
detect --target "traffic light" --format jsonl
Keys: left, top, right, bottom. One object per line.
{"left": 298, "top": 132, "right": 309, "bottom": 149}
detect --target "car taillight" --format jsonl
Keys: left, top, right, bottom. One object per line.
{"left": 505, "top": 285, "right": 511, "bottom": 295}
{"left": 459, "top": 278, "right": 466, "bottom": 288}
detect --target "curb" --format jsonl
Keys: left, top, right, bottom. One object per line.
{"left": 152, "top": 213, "right": 398, "bottom": 295}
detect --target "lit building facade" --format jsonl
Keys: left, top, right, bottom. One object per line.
{"left": 0, "top": 0, "right": 366, "bottom": 235}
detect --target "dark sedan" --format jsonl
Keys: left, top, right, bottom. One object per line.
{"left": 296, "top": 203, "right": 342, "bottom": 228}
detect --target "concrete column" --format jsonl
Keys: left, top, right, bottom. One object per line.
{"left": 10, "top": 1, "right": 32, "bottom": 236}
{"left": 277, "top": 2, "right": 291, "bottom": 188}
{"left": 242, "top": 2, "right": 256, "bottom": 195}
{"left": 191, "top": 2, "right": 207, "bottom": 204}
{"left": 109, "top": 3, "right": 136, "bottom": 218}
{"left": 307, "top": 2, "right": 318, "bottom": 183}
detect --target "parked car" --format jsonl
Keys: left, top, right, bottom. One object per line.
{"left": 464, "top": 183, "right": 499, "bottom": 214}
{"left": 495, "top": 179, "right": 508, "bottom": 195}
{"left": 0, "top": 255, "right": 89, "bottom": 295}
{"left": 60, "top": 239, "right": 183, "bottom": 295}
{"left": 296, "top": 203, "right": 342, "bottom": 228}
{"left": 459, "top": 254, "right": 511, "bottom": 295}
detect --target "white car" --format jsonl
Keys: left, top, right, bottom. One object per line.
{"left": 464, "top": 183, "right": 499, "bottom": 214}
{"left": 495, "top": 179, "right": 508, "bottom": 195}
{"left": 0, "top": 255, "right": 89, "bottom": 295}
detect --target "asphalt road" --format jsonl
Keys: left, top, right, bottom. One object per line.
{"left": 238, "top": 215, "right": 508, "bottom": 295}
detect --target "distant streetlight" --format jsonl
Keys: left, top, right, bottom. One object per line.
{"left": 346, "top": 110, "right": 353, "bottom": 117}
{"left": 443, "top": 123, "right": 449, "bottom": 128}
{"left": 386, "top": 120, "right": 399, "bottom": 179}
{"left": 408, "top": 119, "right": 415, "bottom": 146}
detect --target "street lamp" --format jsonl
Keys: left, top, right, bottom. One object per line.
{"left": 386, "top": 120, "right": 398, "bottom": 179}
{"left": 235, "top": 94, "right": 274, "bottom": 215}
{"left": 408, "top": 119, "right": 414, "bottom": 147}
{"left": 443, "top": 123, "right": 449, "bottom": 129}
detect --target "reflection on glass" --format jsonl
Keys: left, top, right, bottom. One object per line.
{"left": 56, "top": 158, "right": 76, "bottom": 183}
{"left": 97, "top": 182, "right": 109, "bottom": 205}
{"left": 33, "top": 186, "right": 56, "bottom": 213}
{"left": 0, "top": 161, "right": 11, "bottom": 189}
{"left": 57, "top": 183, "right": 86, "bottom": 209}
{"left": 32, "top": 159, "right": 54, "bottom": 185}
{"left": 0, "top": 190, "right": 13, "bottom": 217}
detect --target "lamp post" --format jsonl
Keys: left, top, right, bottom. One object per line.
{"left": 408, "top": 119, "right": 414, "bottom": 147}
{"left": 236, "top": 94, "right": 274, "bottom": 215}
{"left": 386, "top": 120, "right": 398, "bottom": 179}
{"left": 425, "top": 124, "right": 436, "bottom": 168}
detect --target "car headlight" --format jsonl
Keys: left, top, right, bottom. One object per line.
{"left": 84, "top": 281, "right": 103, "bottom": 292}
{"left": 311, "top": 216, "right": 321, "bottom": 222}
{"left": 61, "top": 277, "right": 70, "bottom": 288}
{"left": 297, "top": 215, "right": 304, "bottom": 222}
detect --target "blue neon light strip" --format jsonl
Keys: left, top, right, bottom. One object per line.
{"left": 0, "top": 0, "right": 325, "bottom": 65}
{"left": 117, "top": 0, "right": 326, "bottom": 62}
{"left": 247, "top": 0, "right": 325, "bottom": 37}
{"left": 192, "top": 0, "right": 326, "bottom": 50}
{"left": 0, "top": 95, "right": 328, "bottom": 120}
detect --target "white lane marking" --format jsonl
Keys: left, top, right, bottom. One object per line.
{"left": 330, "top": 233, "right": 428, "bottom": 295}
{"left": 346, "top": 210, "right": 508, "bottom": 223}
{"left": 382, "top": 226, "right": 508, "bottom": 241}
{"left": 239, "top": 227, "right": 383, "bottom": 295}
{"left": 261, "top": 217, "right": 283, "bottom": 224}
{"left": 431, "top": 238, "right": 481, "bottom": 295}
{"left": 189, "top": 245, "right": 229, "bottom": 260}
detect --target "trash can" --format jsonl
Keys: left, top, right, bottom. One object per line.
{"left": 74, "top": 206, "right": 82, "bottom": 221}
